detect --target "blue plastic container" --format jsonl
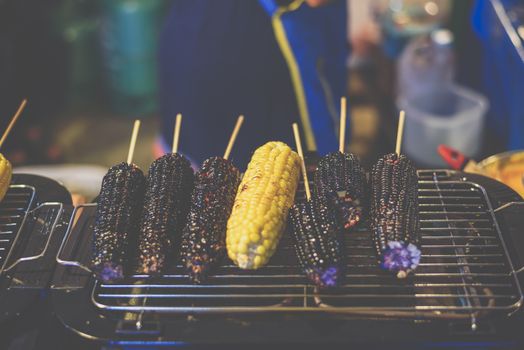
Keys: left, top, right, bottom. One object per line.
{"left": 473, "top": 0, "right": 524, "bottom": 150}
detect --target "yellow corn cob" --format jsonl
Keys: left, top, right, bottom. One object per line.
{"left": 226, "top": 141, "right": 301, "bottom": 269}
{"left": 0, "top": 154, "right": 12, "bottom": 202}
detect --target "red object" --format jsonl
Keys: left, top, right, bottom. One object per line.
{"left": 438, "top": 144, "right": 468, "bottom": 170}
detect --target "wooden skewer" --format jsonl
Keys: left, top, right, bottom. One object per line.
{"left": 172, "top": 113, "right": 182, "bottom": 154}
{"left": 223, "top": 115, "right": 244, "bottom": 160}
{"left": 127, "top": 119, "right": 141, "bottom": 164}
{"left": 292, "top": 123, "right": 311, "bottom": 201}
{"left": 339, "top": 97, "right": 347, "bottom": 153}
{"left": 0, "top": 99, "right": 27, "bottom": 149}
{"left": 395, "top": 110, "right": 406, "bottom": 156}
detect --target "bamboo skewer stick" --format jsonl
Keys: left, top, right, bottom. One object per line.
{"left": 223, "top": 115, "right": 244, "bottom": 160}
{"left": 0, "top": 99, "right": 27, "bottom": 149}
{"left": 172, "top": 113, "right": 182, "bottom": 154}
{"left": 127, "top": 119, "right": 141, "bottom": 164}
{"left": 292, "top": 123, "right": 311, "bottom": 201}
{"left": 339, "top": 97, "right": 347, "bottom": 153}
{"left": 395, "top": 110, "right": 406, "bottom": 156}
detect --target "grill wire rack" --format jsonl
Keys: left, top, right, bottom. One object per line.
{"left": 55, "top": 170, "right": 524, "bottom": 328}
{"left": 0, "top": 184, "right": 65, "bottom": 278}
{"left": 0, "top": 185, "right": 36, "bottom": 274}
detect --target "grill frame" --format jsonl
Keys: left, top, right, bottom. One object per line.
{"left": 54, "top": 171, "right": 524, "bottom": 324}
{"left": 0, "top": 185, "right": 67, "bottom": 279}
{"left": 0, "top": 175, "right": 73, "bottom": 328}
{"left": 0, "top": 185, "right": 36, "bottom": 275}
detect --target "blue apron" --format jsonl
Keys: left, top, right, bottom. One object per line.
{"left": 159, "top": 0, "right": 347, "bottom": 168}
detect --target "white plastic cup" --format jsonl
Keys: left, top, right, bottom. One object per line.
{"left": 397, "top": 84, "right": 489, "bottom": 167}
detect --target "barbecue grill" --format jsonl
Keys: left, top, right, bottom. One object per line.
{"left": 51, "top": 170, "right": 524, "bottom": 347}
{"left": 0, "top": 174, "right": 72, "bottom": 347}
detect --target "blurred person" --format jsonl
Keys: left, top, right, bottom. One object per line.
{"left": 158, "top": 0, "right": 348, "bottom": 167}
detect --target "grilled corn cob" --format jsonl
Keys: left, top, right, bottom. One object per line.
{"left": 289, "top": 198, "right": 343, "bottom": 288}
{"left": 226, "top": 142, "right": 301, "bottom": 269}
{"left": 314, "top": 151, "right": 367, "bottom": 230}
{"left": 181, "top": 157, "right": 240, "bottom": 283}
{"left": 371, "top": 153, "right": 421, "bottom": 278}
{"left": 137, "top": 153, "right": 194, "bottom": 275}
{"left": 0, "top": 154, "right": 12, "bottom": 202}
{"left": 92, "top": 162, "right": 146, "bottom": 283}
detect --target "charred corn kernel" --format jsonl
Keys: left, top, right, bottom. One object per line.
{"left": 314, "top": 151, "right": 367, "bottom": 231}
{"left": 371, "top": 153, "right": 421, "bottom": 278}
{"left": 289, "top": 198, "right": 344, "bottom": 288}
{"left": 0, "top": 154, "right": 12, "bottom": 202}
{"left": 180, "top": 157, "right": 239, "bottom": 284}
{"left": 226, "top": 142, "right": 300, "bottom": 269}
{"left": 91, "top": 162, "right": 146, "bottom": 283}
{"left": 138, "top": 153, "right": 194, "bottom": 275}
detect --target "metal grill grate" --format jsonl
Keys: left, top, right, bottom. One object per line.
{"left": 63, "top": 171, "right": 523, "bottom": 319}
{"left": 0, "top": 185, "right": 36, "bottom": 273}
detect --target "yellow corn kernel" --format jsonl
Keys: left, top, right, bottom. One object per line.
{"left": 249, "top": 233, "right": 260, "bottom": 243}
{"left": 263, "top": 239, "right": 272, "bottom": 249}
{"left": 0, "top": 154, "right": 12, "bottom": 202}
{"left": 256, "top": 245, "right": 266, "bottom": 255}
{"left": 261, "top": 229, "right": 270, "bottom": 239}
{"left": 226, "top": 142, "right": 300, "bottom": 269}
{"left": 238, "top": 242, "right": 248, "bottom": 255}
{"left": 253, "top": 256, "right": 262, "bottom": 269}
{"left": 228, "top": 249, "right": 236, "bottom": 261}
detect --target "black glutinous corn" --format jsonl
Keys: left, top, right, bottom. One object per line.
{"left": 180, "top": 157, "right": 240, "bottom": 284}
{"left": 371, "top": 153, "right": 421, "bottom": 278}
{"left": 137, "top": 153, "right": 194, "bottom": 275}
{"left": 314, "top": 151, "right": 367, "bottom": 230}
{"left": 91, "top": 162, "right": 146, "bottom": 283}
{"left": 289, "top": 198, "right": 343, "bottom": 288}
